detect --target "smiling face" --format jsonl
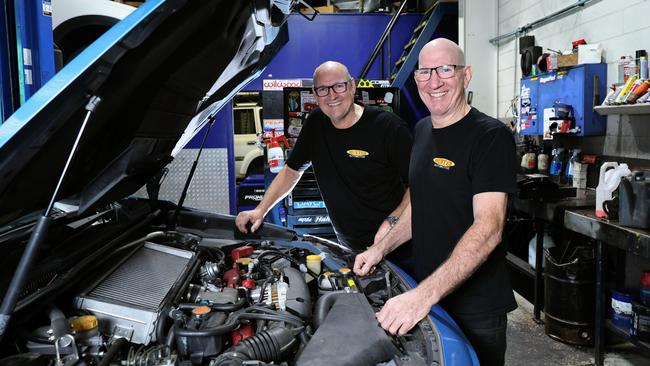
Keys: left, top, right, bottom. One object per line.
{"left": 312, "top": 62, "right": 357, "bottom": 125}
{"left": 415, "top": 39, "right": 472, "bottom": 127}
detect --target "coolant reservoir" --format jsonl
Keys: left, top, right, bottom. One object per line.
{"left": 305, "top": 255, "right": 322, "bottom": 282}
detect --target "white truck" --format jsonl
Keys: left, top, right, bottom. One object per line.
{"left": 233, "top": 103, "right": 264, "bottom": 179}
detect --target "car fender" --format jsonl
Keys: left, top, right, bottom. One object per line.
{"left": 389, "top": 263, "right": 480, "bottom": 366}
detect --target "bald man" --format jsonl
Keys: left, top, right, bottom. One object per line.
{"left": 354, "top": 39, "right": 517, "bottom": 365}
{"left": 236, "top": 61, "right": 413, "bottom": 258}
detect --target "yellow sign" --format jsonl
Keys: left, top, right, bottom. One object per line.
{"left": 433, "top": 157, "right": 455, "bottom": 168}
{"left": 347, "top": 149, "right": 369, "bottom": 158}
{"left": 357, "top": 79, "right": 373, "bottom": 88}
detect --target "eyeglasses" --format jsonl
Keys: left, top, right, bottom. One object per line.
{"left": 413, "top": 64, "right": 464, "bottom": 82}
{"left": 314, "top": 81, "right": 351, "bottom": 97}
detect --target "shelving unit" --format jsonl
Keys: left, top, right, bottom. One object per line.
{"left": 564, "top": 209, "right": 650, "bottom": 366}
{"left": 605, "top": 320, "right": 650, "bottom": 357}
{"left": 594, "top": 104, "right": 650, "bottom": 115}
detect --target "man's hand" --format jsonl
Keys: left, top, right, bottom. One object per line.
{"left": 235, "top": 209, "right": 264, "bottom": 233}
{"left": 353, "top": 246, "right": 384, "bottom": 276}
{"left": 376, "top": 288, "right": 433, "bottom": 335}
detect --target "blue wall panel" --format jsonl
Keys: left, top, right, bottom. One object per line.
{"left": 245, "top": 13, "right": 422, "bottom": 91}
{"left": 14, "top": 0, "right": 55, "bottom": 102}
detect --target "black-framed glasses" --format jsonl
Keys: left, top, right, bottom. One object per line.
{"left": 414, "top": 64, "right": 464, "bottom": 82}
{"left": 314, "top": 80, "right": 351, "bottom": 97}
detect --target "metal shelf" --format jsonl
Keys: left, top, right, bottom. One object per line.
{"left": 594, "top": 104, "right": 650, "bottom": 115}
{"left": 506, "top": 252, "right": 535, "bottom": 279}
{"left": 605, "top": 320, "right": 650, "bottom": 357}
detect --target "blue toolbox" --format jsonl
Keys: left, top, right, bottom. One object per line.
{"left": 520, "top": 63, "right": 607, "bottom": 138}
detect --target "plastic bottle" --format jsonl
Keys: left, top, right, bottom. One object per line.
{"left": 528, "top": 231, "right": 555, "bottom": 270}
{"left": 625, "top": 58, "right": 637, "bottom": 83}
{"left": 267, "top": 140, "right": 284, "bottom": 173}
{"left": 595, "top": 162, "right": 631, "bottom": 218}
{"left": 550, "top": 148, "right": 565, "bottom": 183}
{"left": 618, "top": 56, "right": 630, "bottom": 83}
{"left": 641, "top": 271, "right": 650, "bottom": 306}
{"left": 538, "top": 153, "right": 549, "bottom": 173}
{"left": 565, "top": 149, "right": 582, "bottom": 185}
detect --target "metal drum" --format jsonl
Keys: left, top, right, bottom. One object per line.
{"left": 544, "top": 246, "right": 595, "bottom": 345}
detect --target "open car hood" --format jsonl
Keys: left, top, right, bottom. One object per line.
{"left": 0, "top": 0, "right": 289, "bottom": 226}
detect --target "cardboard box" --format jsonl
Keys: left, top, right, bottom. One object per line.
{"left": 578, "top": 44, "right": 603, "bottom": 64}
{"left": 305, "top": 5, "right": 339, "bottom": 13}
{"left": 557, "top": 54, "right": 578, "bottom": 67}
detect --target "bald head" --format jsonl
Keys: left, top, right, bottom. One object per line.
{"left": 313, "top": 61, "right": 352, "bottom": 84}
{"left": 419, "top": 38, "right": 465, "bottom": 66}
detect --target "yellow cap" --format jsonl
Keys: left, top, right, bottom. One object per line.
{"left": 192, "top": 306, "right": 211, "bottom": 316}
{"left": 306, "top": 255, "right": 321, "bottom": 262}
{"left": 236, "top": 257, "right": 252, "bottom": 265}
{"left": 70, "top": 315, "right": 98, "bottom": 332}
{"left": 339, "top": 267, "right": 351, "bottom": 275}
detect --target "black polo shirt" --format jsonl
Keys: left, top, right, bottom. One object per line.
{"left": 409, "top": 107, "right": 517, "bottom": 316}
{"left": 286, "top": 106, "right": 412, "bottom": 251}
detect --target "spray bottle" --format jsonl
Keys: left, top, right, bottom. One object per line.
{"left": 265, "top": 129, "right": 288, "bottom": 173}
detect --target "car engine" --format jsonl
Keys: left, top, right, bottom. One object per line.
{"left": 1, "top": 229, "right": 437, "bottom": 366}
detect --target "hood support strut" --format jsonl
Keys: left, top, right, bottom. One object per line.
{"left": 168, "top": 113, "right": 217, "bottom": 230}
{"left": 0, "top": 96, "right": 101, "bottom": 341}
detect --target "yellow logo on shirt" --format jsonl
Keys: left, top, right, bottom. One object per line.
{"left": 433, "top": 157, "right": 455, "bottom": 170}
{"left": 347, "top": 149, "right": 369, "bottom": 158}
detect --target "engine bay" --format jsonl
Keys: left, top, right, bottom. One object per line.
{"left": 0, "top": 226, "right": 441, "bottom": 366}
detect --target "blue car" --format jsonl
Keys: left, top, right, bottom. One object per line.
{"left": 0, "top": 1, "right": 477, "bottom": 365}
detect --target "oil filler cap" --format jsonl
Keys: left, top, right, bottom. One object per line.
{"left": 70, "top": 315, "right": 98, "bottom": 332}
{"left": 192, "top": 306, "right": 211, "bottom": 317}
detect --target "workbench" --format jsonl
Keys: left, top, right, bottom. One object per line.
{"left": 564, "top": 209, "right": 650, "bottom": 366}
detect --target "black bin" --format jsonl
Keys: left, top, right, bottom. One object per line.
{"left": 544, "top": 246, "right": 595, "bottom": 346}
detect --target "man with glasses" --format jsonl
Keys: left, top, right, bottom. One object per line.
{"left": 354, "top": 38, "right": 517, "bottom": 366}
{"left": 236, "top": 61, "right": 412, "bottom": 262}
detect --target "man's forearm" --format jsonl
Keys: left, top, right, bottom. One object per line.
{"left": 373, "top": 203, "right": 412, "bottom": 256}
{"left": 256, "top": 167, "right": 302, "bottom": 215}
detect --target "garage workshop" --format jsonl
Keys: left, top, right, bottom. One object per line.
{"left": 1, "top": 0, "right": 650, "bottom": 365}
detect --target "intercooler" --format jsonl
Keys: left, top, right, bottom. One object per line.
{"left": 74, "top": 242, "right": 196, "bottom": 344}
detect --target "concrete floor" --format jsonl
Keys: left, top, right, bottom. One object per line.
{"left": 506, "top": 293, "right": 650, "bottom": 366}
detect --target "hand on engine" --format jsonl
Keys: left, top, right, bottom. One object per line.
{"left": 235, "top": 209, "right": 264, "bottom": 233}
{"left": 353, "top": 247, "right": 383, "bottom": 276}
{"left": 376, "top": 288, "right": 433, "bottom": 335}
